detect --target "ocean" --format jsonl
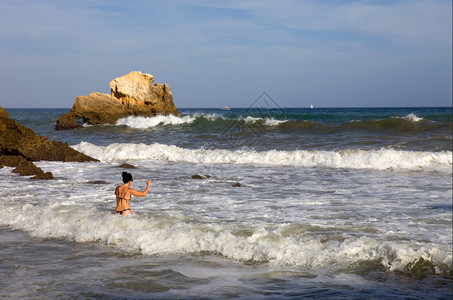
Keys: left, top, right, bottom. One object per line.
{"left": 1, "top": 106, "right": 452, "bottom": 299}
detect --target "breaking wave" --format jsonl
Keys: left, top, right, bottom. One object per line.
{"left": 116, "top": 114, "right": 198, "bottom": 128}
{"left": 72, "top": 142, "right": 452, "bottom": 172}
{"left": 115, "top": 114, "right": 287, "bottom": 129}
{"left": 113, "top": 113, "right": 449, "bottom": 138}
{"left": 0, "top": 202, "right": 450, "bottom": 277}
{"left": 402, "top": 113, "right": 424, "bottom": 122}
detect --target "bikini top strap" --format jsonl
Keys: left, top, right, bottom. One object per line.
{"left": 118, "top": 187, "right": 129, "bottom": 200}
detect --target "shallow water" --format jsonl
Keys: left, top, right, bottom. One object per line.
{"left": 1, "top": 227, "right": 452, "bottom": 299}
{"left": 1, "top": 107, "right": 452, "bottom": 298}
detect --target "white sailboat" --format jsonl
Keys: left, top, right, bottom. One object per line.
{"left": 310, "top": 104, "right": 314, "bottom": 109}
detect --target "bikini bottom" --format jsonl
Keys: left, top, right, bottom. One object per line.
{"left": 115, "top": 208, "right": 131, "bottom": 215}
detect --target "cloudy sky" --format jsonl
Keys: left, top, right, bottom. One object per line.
{"left": 0, "top": 0, "right": 451, "bottom": 108}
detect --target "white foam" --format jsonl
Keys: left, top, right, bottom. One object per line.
{"left": 0, "top": 201, "right": 450, "bottom": 274}
{"left": 114, "top": 114, "right": 288, "bottom": 129}
{"left": 242, "top": 116, "right": 288, "bottom": 126}
{"left": 115, "top": 113, "right": 228, "bottom": 129}
{"left": 72, "top": 142, "right": 452, "bottom": 172}
{"left": 116, "top": 115, "right": 196, "bottom": 129}
{"left": 1, "top": 154, "right": 451, "bottom": 277}
{"left": 201, "top": 113, "right": 226, "bottom": 122}
{"left": 402, "top": 113, "right": 424, "bottom": 122}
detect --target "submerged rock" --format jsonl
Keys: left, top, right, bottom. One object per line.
{"left": 119, "top": 163, "right": 136, "bottom": 169}
{"left": 88, "top": 180, "right": 108, "bottom": 185}
{"left": 191, "top": 174, "right": 211, "bottom": 180}
{"left": 55, "top": 71, "right": 180, "bottom": 130}
{"left": 0, "top": 106, "right": 98, "bottom": 179}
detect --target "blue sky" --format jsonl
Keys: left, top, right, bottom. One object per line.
{"left": 0, "top": 0, "right": 451, "bottom": 108}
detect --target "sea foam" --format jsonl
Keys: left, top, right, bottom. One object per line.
{"left": 402, "top": 113, "right": 424, "bottom": 122}
{"left": 116, "top": 115, "right": 197, "bottom": 128}
{"left": 72, "top": 142, "right": 452, "bottom": 172}
{"left": 0, "top": 201, "right": 450, "bottom": 275}
{"left": 241, "top": 116, "right": 288, "bottom": 126}
{"left": 115, "top": 114, "right": 287, "bottom": 129}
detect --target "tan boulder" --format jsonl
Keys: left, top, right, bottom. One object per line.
{"left": 110, "top": 71, "right": 156, "bottom": 103}
{"left": 56, "top": 71, "right": 180, "bottom": 130}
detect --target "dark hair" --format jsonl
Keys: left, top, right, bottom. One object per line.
{"left": 122, "top": 172, "right": 133, "bottom": 183}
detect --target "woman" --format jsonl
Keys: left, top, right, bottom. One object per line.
{"left": 114, "top": 172, "right": 151, "bottom": 216}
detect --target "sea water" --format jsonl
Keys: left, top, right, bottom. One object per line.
{"left": 0, "top": 106, "right": 452, "bottom": 299}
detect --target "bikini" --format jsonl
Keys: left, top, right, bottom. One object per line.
{"left": 115, "top": 208, "right": 131, "bottom": 215}
{"left": 115, "top": 188, "right": 132, "bottom": 215}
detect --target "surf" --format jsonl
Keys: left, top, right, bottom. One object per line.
{"left": 115, "top": 113, "right": 289, "bottom": 130}
{"left": 0, "top": 200, "right": 450, "bottom": 277}
{"left": 72, "top": 142, "right": 452, "bottom": 172}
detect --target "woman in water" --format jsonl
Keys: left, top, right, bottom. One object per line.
{"left": 114, "top": 172, "right": 151, "bottom": 216}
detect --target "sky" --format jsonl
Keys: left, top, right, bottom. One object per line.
{"left": 0, "top": 0, "right": 451, "bottom": 108}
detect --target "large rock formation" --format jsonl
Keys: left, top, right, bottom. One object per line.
{"left": 0, "top": 106, "right": 98, "bottom": 179}
{"left": 56, "top": 71, "right": 180, "bottom": 130}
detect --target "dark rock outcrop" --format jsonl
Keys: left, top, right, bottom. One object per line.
{"left": 56, "top": 71, "right": 181, "bottom": 130}
{"left": 0, "top": 155, "right": 53, "bottom": 180}
{"left": 0, "top": 106, "right": 98, "bottom": 179}
{"left": 119, "top": 163, "right": 136, "bottom": 169}
{"left": 191, "top": 174, "right": 211, "bottom": 180}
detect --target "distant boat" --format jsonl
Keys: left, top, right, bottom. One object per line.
{"left": 220, "top": 106, "right": 231, "bottom": 111}
{"left": 310, "top": 104, "right": 314, "bottom": 109}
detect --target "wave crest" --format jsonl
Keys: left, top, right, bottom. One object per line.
{"left": 402, "top": 113, "right": 424, "bottom": 122}
{"left": 1, "top": 204, "right": 450, "bottom": 276}
{"left": 115, "top": 113, "right": 290, "bottom": 129}
{"left": 72, "top": 142, "right": 452, "bottom": 171}
{"left": 116, "top": 115, "right": 197, "bottom": 129}
{"left": 241, "top": 116, "right": 288, "bottom": 126}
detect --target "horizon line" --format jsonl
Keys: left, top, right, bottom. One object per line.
{"left": 3, "top": 106, "right": 452, "bottom": 110}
